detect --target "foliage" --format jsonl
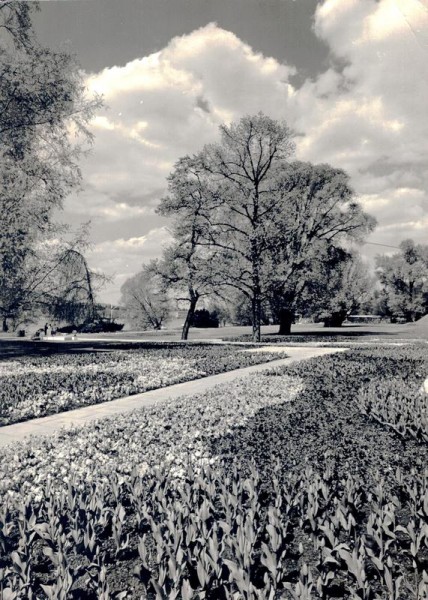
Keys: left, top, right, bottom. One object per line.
{"left": 0, "top": 345, "right": 428, "bottom": 597}
{"left": 57, "top": 321, "right": 125, "bottom": 333}
{"left": 205, "top": 301, "right": 231, "bottom": 327}
{"left": 4, "top": 459, "right": 427, "bottom": 600}
{"left": 156, "top": 114, "right": 294, "bottom": 342}
{"left": 222, "top": 291, "right": 272, "bottom": 326}
{"left": 262, "top": 164, "right": 375, "bottom": 334}
{"left": 1, "top": 229, "right": 107, "bottom": 331}
{"left": 310, "top": 249, "right": 376, "bottom": 327}
{"left": 120, "top": 265, "right": 172, "bottom": 330}
{"left": 156, "top": 157, "right": 228, "bottom": 340}
{"left": 0, "top": 2, "right": 101, "bottom": 327}
{"left": 157, "top": 114, "right": 376, "bottom": 341}
{"left": 376, "top": 240, "right": 428, "bottom": 322}
{"left": 0, "top": 345, "right": 288, "bottom": 425}
{"left": 190, "top": 309, "right": 219, "bottom": 328}
{"left": 80, "top": 321, "right": 124, "bottom": 333}
{"left": 46, "top": 242, "right": 105, "bottom": 326}
{"left": 358, "top": 377, "right": 428, "bottom": 443}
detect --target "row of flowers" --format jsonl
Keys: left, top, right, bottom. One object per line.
{"left": 0, "top": 372, "right": 304, "bottom": 502}
{"left": 0, "top": 344, "right": 287, "bottom": 426}
{"left": 0, "top": 345, "right": 427, "bottom": 597}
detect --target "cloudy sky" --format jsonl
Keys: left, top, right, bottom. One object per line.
{"left": 33, "top": 0, "right": 428, "bottom": 303}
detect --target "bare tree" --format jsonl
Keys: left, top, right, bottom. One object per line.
{"left": 158, "top": 115, "right": 296, "bottom": 341}
{"left": 199, "top": 113, "right": 295, "bottom": 341}
{"left": 156, "top": 115, "right": 375, "bottom": 340}
{"left": 156, "top": 157, "right": 227, "bottom": 339}
{"left": 120, "top": 266, "right": 171, "bottom": 330}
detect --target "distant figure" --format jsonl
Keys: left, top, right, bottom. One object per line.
{"left": 46, "top": 323, "right": 52, "bottom": 336}
{"left": 44, "top": 323, "right": 48, "bottom": 335}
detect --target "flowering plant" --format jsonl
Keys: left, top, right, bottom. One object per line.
{"left": 0, "top": 344, "right": 287, "bottom": 425}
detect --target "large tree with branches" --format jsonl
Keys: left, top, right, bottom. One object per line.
{"left": 262, "top": 161, "right": 376, "bottom": 333}
{"left": 0, "top": 1, "right": 101, "bottom": 328}
{"left": 375, "top": 239, "right": 428, "bottom": 322}
{"left": 156, "top": 157, "right": 228, "bottom": 339}
{"left": 120, "top": 266, "right": 171, "bottom": 331}
{"left": 158, "top": 114, "right": 375, "bottom": 340}
{"left": 198, "top": 113, "right": 296, "bottom": 341}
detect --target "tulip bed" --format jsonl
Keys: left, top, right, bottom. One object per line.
{"left": 1, "top": 345, "right": 428, "bottom": 598}
{"left": 226, "top": 336, "right": 410, "bottom": 347}
{"left": 0, "top": 344, "right": 287, "bottom": 426}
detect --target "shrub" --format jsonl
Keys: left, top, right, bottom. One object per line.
{"left": 58, "top": 321, "right": 124, "bottom": 334}
{"left": 191, "top": 309, "right": 219, "bottom": 328}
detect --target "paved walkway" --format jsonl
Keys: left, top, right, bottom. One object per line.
{"left": 0, "top": 347, "right": 347, "bottom": 448}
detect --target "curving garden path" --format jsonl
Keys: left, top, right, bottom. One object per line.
{"left": 0, "top": 346, "right": 347, "bottom": 448}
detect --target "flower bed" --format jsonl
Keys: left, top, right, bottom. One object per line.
{"left": 1, "top": 345, "right": 428, "bottom": 598}
{"left": 225, "top": 333, "right": 427, "bottom": 345}
{"left": 358, "top": 377, "right": 428, "bottom": 443}
{"left": 0, "top": 344, "right": 288, "bottom": 426}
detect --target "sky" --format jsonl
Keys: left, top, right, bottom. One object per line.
{"left": 32, "top": 0, "right": 428, "bottom": 303}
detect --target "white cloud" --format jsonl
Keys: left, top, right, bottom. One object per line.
{"left": 293, "top": 0, "right": 428, "bottom": 251}
{"left": 65, "top": 188, "right": 149, "bottom": 222}
{"left": 76, "top": 23, "right": 297, "bottom": 300}
{"left": 88, "top": 228, "right": 173, "bottom": 303}
{"left": 75, "top": 12, "right": 428, "bottom": 301}
{"left": 82, "top": 23, "right": 295, "bottom": 203}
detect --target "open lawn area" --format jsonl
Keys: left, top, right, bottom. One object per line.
{"left": 21, "top": 316, "right": 428, "bottom": 344}
{"left": 1, "top": 342, "right": 427, "bottom": 598}
{"left": 2, "top": 317, "right": 427, "bottom": 354}
{"left": 221, "top": 316, "right": 428, "bottom": 344}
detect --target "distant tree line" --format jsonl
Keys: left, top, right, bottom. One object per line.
{"left": 375, "top": 239, "right": 428, "bottom": 323}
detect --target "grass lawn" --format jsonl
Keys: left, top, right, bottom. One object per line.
{"left": 223, "top": 316, "right": 428, "bottom": 345}
{"left": 77, "top": 314, "right": 428, "bottom": 343}
{"left": 3, "top": 317, "right": 428, "bottom": 351}
{"left": 1, "top": 343, "right": 427, "bottom": 598}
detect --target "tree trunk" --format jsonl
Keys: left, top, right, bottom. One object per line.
{"left": 404, "top": 310, "right": 416, "bottom": 323}
{"left": 2, "top": 317, "right": 8, "bottom": 332}
{"left": 278, "top": 309, "right": 294, "bottom": 335}
{"left": 252, "top": 296, "right": 261, "bottom": 342}
{"left": 181, "top": 296, "right": 198, "bottom": 340}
